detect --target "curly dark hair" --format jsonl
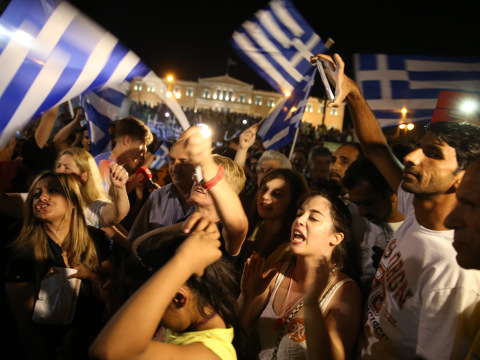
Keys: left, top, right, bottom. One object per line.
{"left": 124, "top": 232, "right": 239, "bottom": 330}
{"left": 297, "top": 189, "right": 361, "bottom": 284}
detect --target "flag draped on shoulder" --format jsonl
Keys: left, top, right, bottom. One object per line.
{"left": 354, "top": 53, "right": 480, "bottom": 128}
{"left": 0, "top": 0, "right": 189, "bottom": 149}
{"left": 231, "top": 0, "right": 327, "bottom": 150}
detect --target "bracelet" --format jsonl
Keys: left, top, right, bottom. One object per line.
{"left": 201, "top": 164, "right": 224, "bottom": 190}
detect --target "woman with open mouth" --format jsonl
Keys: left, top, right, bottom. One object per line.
{"left": 4, "top": 171, "right": 119, "bottom": 360}
{"left": 238, "top": 190, "right": 362, "bottom": 360}
{"left": 236, "top": 168, "right": 308, "bottom": 273}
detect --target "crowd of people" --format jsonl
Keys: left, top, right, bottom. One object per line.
{"left": 1, "top": 52, "right": 480, "bottom": 360}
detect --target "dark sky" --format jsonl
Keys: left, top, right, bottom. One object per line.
{"left": 69, "top": 0, "right": 480, "bottom": 99}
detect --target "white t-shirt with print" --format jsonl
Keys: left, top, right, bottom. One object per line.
{"left": 360, "top": 184, "right": 480, "bottom": 359}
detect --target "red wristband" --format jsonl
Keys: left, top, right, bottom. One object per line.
{"left": 201, "top": 164, "right": 224, "bottom": 190}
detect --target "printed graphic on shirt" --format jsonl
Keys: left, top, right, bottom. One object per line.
{"left": 288, "top": 319, "right": 306, "bottom": 343}
{"left": 366, "top": 238, "right": 414, "bottom": 339}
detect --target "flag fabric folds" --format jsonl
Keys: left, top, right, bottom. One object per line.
{"left": 354, "top": 53, "right": 480, "bottom": 128}
{"left": 81, "top": 82, "right": 131, "bottom": 156}
{"left": 231, "top": 0, "right": 327, "bottom": 150}
{"left": 258, "top": 66, "right": 316, "bottom": 150}
{"left": 232, "top": 0, "right": 327, "bottom": 96}
{"left": 83, "top": 71, "right": 190, "bottom": 156}
{"left": 0, "top": 0, "right": 152, "bottom": 146}
{"left": 0, "top": 0, "right": 190, "bottom": 149}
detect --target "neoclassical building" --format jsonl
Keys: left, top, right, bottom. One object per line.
{"left": 128, "top": 73, "right": 345, "bottom": 131}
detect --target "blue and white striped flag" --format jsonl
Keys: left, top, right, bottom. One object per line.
{"left": 150, "top": 142, "right": 169, "bottom": 170}
{"left": 0, "top": 0, "right": 190, "bottom": 149}
{"left": 231, "top": 0, "right": 327, "bottom": 150}
{"left": 231, "top": 0, "right": 327, "bottom": 96}
{"left": 81, "top": 81, "right": 132, "bottom": 155}
{"left": 258, "top": 66, "right": 316, "bottom": 150}
{"left": 354, "top": 54, "right": 480, "bottom": 128}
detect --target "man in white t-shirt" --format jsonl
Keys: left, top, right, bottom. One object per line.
{"left": 313, "top": 53, "right": 480, "bottom": 359}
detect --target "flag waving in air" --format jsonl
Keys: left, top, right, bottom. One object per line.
{"left": 231, "top": 0, "right": 328, "bottom": 150}
{"left": 354, "top": 53, "right": 480, "bottom": 128}
{"left": 0, "top": 0, "right": 189, "bottom": 149}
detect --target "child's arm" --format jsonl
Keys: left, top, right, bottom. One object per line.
{"left": 89, "top": 223, "right": 222, "bottom": 360}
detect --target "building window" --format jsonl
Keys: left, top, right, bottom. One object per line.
{"left": 330, "top": 108, "right": 338, "bottom": 116}
{"left": 146, "top": 85, "right": 155, "bottom": 92}
{"left": 267, "top": 98, "right": 275, "bottom": 107}
{"left": 255, "top": 96, "right": 262, "bottom": 105}
{"left": 203, "top": 89, "right": 211, "bottom": 99}
{"left": 306, "top": 104, "right": 313, "bottom": 112}
{"left": 134, "top": 81, "right": 142, "bottom": 91}
{"left": 228, "top": 91, "right": 233, "bottom": 101}
{"left": 239, "top": 94, "right": 245, "bottom": 103}
{"left": 186, "top": 87, "right": 194, "bottom": 97}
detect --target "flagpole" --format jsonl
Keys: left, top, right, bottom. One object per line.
{"left": 256, "top": 96, "right": 284, "bottom": 128}
{"left": 68, "top": 99, "right": 74, "bottom": 118}
{"left": 288, "top": 127, "right": 300, "bottom": 159}
{"left": 287, "top": 37, "right": 335, "bottom": 159}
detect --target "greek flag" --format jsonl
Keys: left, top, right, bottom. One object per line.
{"left": 150, "top": 142, "right": 169, "bottom": 170}
{"left": 232, "top": 0, "right": 327, "bottom": 95}
{"left": 258, "top": 66, "right": 316, "bottom": 150}
{"left": 354, "top": 54, "right": 480, "bottom": 128}
{"left": 231, "top": 0, "right": 327, "bottom": 149}
{"left": 81, "top": 82, "right": 132, "bottom": 156}
{"left": 0, "top": 0, "right": 189, "bottom": 149}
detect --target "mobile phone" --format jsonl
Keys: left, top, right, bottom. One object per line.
{"left": 80, "top": 119, "right": 87, "bottom": 127}
{"left": 315, "top": 60, "right": 335, "bottom": 102}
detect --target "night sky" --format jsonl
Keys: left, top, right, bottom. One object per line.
{"left": 67, "top": 0, "right": 480, "bottom": 100}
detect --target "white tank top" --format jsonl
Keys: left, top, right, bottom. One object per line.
{"left": 257, "top": 262, "right": 354, "bottom": 360}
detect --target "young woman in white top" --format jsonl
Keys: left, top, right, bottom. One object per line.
{"left": 238, "top": 190, "right": 362, "bottom": 360}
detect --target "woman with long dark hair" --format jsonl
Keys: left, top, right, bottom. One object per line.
{"left": 4, "top": 171, "right": 117, "bottom": 359}
{"left": 238, "top": 190, "right": 362, "bottom": 359}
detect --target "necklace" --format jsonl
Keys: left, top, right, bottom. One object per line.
{"left": 274, "top": 265, "right": 302, "bottom": 331}
{"left": 271, "top": 264, "right": 339, "bottom": 360}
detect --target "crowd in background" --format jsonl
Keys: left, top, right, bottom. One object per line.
{"left": 1, "top": 53, "right": 480, "bottom": 360}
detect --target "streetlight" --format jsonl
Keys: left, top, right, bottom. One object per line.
{"left": 166, "top": 75, "right": 174, "bottom": 98}
{"left": 166, "top": 74, "right": 181, "bottom": 99}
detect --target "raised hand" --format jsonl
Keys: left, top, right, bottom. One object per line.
{"left": 310, "top": 53, "right": 351, "bottom": 108}
{"left": 241, "top": 251, "right": 277, "bottom": 299}
{"left": 181, "top": 212, "right": 219, "bottom": 234}
{"left": 180, "top": 125, "right": 213, "bottom": 167}
{"left": 109, "top": 162, "right": 128, "bottom": 188}
{"left": 238, "top": 123, "right": 259, "bottom": 151}
{"left": 175, "top": 227, "right": 222, "bottom": 277}
{"left": 304, "top": 256, "right": 331, "bottom": 305}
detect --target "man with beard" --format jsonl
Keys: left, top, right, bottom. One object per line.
{"left": 313, "top": 53, "right": 480, "bottom": 359}
{"left": 329, "top": 141, "right": 362, "bottom": 202}
{"left": 127, "top": 140, "right": 195, "bottom": 242}
{"left": 343, "top": 157, "right": 405, "bottom": 297}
